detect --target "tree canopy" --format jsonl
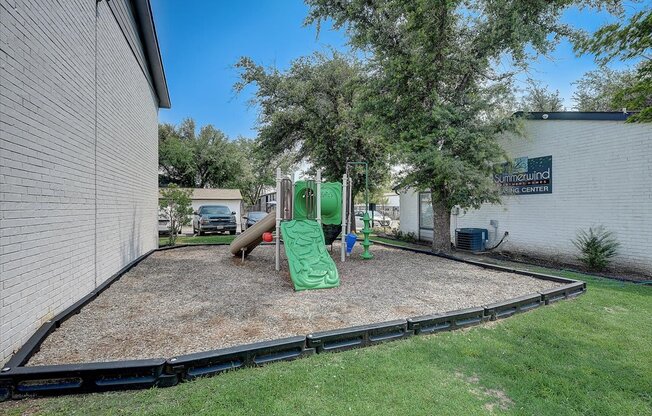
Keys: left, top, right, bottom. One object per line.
{"left": 572, "top": 67, "right": 638, "bottom": 111}
{"left": 158, "top": 118, "right": 243, "bottom": 188}
{"left": 235, "top": 51, "right": 391, "bottom": 201}
{"left": 575, "top": 9, "right": 652, "bottom": 121}
{"left": 305, "top": 0, "right": 621, "bottom": 251}
{"left": 231, "top": 137, "right": 295, "bottom": 207}
{"left": 519, "top": 80, "right": 565, "bottom": 112}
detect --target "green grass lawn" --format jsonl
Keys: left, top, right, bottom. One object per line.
{"left": 159, "top": 234, "right": 236, "bottom": 246}
{"left": 3, "top": 269, "right": 651, "bottom": 415}
{"left": 370, "top": 235, "right": 426, "bottom": 248}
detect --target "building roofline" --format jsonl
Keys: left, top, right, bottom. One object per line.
{"left": 159, "top": 188, "right": 243, "bottom": 200}
{"left": 513, "top": 111, "right": 634, "bottom": 121}
{"left": 132, "top": 0, "right": 170, "bottom": 108}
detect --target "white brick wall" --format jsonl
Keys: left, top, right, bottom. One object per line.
{"left": 0, "top": 0, "right": 159, "bottom": 364}
{"left": 95, "top": 1, "right": 158, "bottom": 284}
{"left": 399, "top": 189, "right": 453, "bottom": 242}
{"left": 399, "top": 189, "right": 419, "bottom": 236}
{"left": 400, "top": 120, "right": 652, "bottom": 275}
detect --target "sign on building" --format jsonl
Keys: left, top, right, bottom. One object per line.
{"left": 494, "top": 155, "right": 552, "bottom": 195}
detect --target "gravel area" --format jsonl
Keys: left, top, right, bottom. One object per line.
{"left": 28, "top": 243, "right": 560, "bottom": 365}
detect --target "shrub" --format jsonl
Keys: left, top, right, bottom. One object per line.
{"left": 572, "top": 226, "right": 620, "bottom": 271}
{"left": 159, "top": 185, "right": 194, "bottom": 246}
{"left": 402, "top": 232, "right": 417, "bottom": 243}
{"left": 390, "top": 229, "right": 417, "bottom": 244}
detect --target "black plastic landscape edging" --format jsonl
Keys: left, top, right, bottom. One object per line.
{"left": 0, "top": 241, "right": 586, "bottom": 401}
{"left": 307, "top": 320, "right": 412, "bottom": 353}
{"left": 3, "top": 359, "right": 169, "bottom": 397}
{"left": 166, "top": 336, "right": 314, "bottom": 381}
{"left": 3, "top": 249, "right": 157, "bottom": 371}
{"left": 371, "top": 240, "right": 583, "bottom": 285}
{"left": 484, "top": 293, "right": 543, "bottom": 320}
{"left": 408, "top": 306, "right": 488, "bottom": 334}
{"left": 3, "top": 244, "right": 228, "bottom": 371}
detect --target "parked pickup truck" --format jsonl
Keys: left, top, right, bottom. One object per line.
{"left": 192, "top": 205, "right": 237, "bottom": 235}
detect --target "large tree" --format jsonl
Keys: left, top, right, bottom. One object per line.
{"left": 193, "top": 124, "right": 240, "bottom": 188}
{"left": 159, "top": 122, "right": 195, "bottom": 186}
{"left": 235, "top": 52, "right": 391, "bottom": 219}
{"left": 306, "top": 0, "right": 622, "bottom": 252}
{"left": 519, "top": 80, "right": 565, "bottom": 112}
{"left": 572, "top": 67, "right": 637, "bottom": 111}
{"left": 575, "top": 9, "right": 652, "bottom": 121}
{"left": 158, "top": 118, "right": 243, "bottom": 188}
{"left": 231, "top": 137, "right": 295, "bottom": 207}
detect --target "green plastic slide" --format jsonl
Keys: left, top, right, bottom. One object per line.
{"left": 280, "top": 220, "right": 340, "bottom": 291}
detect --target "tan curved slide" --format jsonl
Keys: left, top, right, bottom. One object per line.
{"left": 229, "top": 210, "right": 276, "bottom": 257}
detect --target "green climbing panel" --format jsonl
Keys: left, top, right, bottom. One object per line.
{"left": 280, "top": 219, "right": 340, "bottom": 291}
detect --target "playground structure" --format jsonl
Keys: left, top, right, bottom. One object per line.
{"left": 0, "top": 176, "right": 592, "bottom": 405}
{"left": 229, "top": 167, "right": 374, "bottom": 291}
{"left": 0, "top": 169, "right": 587, "bottom": 401}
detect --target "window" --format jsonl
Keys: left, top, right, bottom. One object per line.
{"left": 199, "top": 206, "right": 231, "bottom": 215}
{"left": 247, "top": 212, "right": 267, "bottom": 220}
{"left": 419, "top": 192, "right": 433, "bottom": 230}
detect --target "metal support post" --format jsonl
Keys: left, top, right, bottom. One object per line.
{"left": 316, "top": 169, "right": 322, "bottom": 226}
{"left": 341, "top": 173, "right": 347, "bottom": 262}
{"left": 291, "top": 172, "right": 295, "bottom": 220}
{"left": 275, "top": 167, "right": 282, "bottom": 272}
{"left": 347, "top": 177, "right": 353, "bottom": 234}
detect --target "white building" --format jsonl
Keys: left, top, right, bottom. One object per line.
{"left": 399, "top": 112, "right": 652, "bottom": 275}
{"left": 383, "top": 192, "right": 400, "bottom": 208}
{"left": 1, "top": 0, "right": 170, "bottom": 363}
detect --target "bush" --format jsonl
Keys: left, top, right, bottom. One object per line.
{"left": 402, "top": 232, "right": 417, "bottom": 243}
{"left": 391, "top": 229, "right": 417, "bottom": 244}
{"left": 572, "top": 226, "right": 620, "bottom": 271}
{"left": 159, "top": 185, "right": 194, "bottom": 246}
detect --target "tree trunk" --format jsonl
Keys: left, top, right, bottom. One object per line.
{"left": 431, "top": 195, "right": 451, "bottom": 253}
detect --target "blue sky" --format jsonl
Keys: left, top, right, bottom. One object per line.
{"left": 151, "top": 0, "right": 648, "bottom": 139}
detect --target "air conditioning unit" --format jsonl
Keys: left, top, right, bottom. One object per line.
{"left": 455, "top": 228, "right": 488, "bottom": 252}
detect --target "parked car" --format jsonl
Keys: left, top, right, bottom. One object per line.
{"left": 355, "top": 210, "right": 392, "bottom": 228}
{"left": 243, "top": 211, "right": 269, "bottom": 229}
{"left": 158, "top": 215, "right": 171, "bottom": 236}
{"left": 193, "top": 205, "right": 237, "bottom": 235}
